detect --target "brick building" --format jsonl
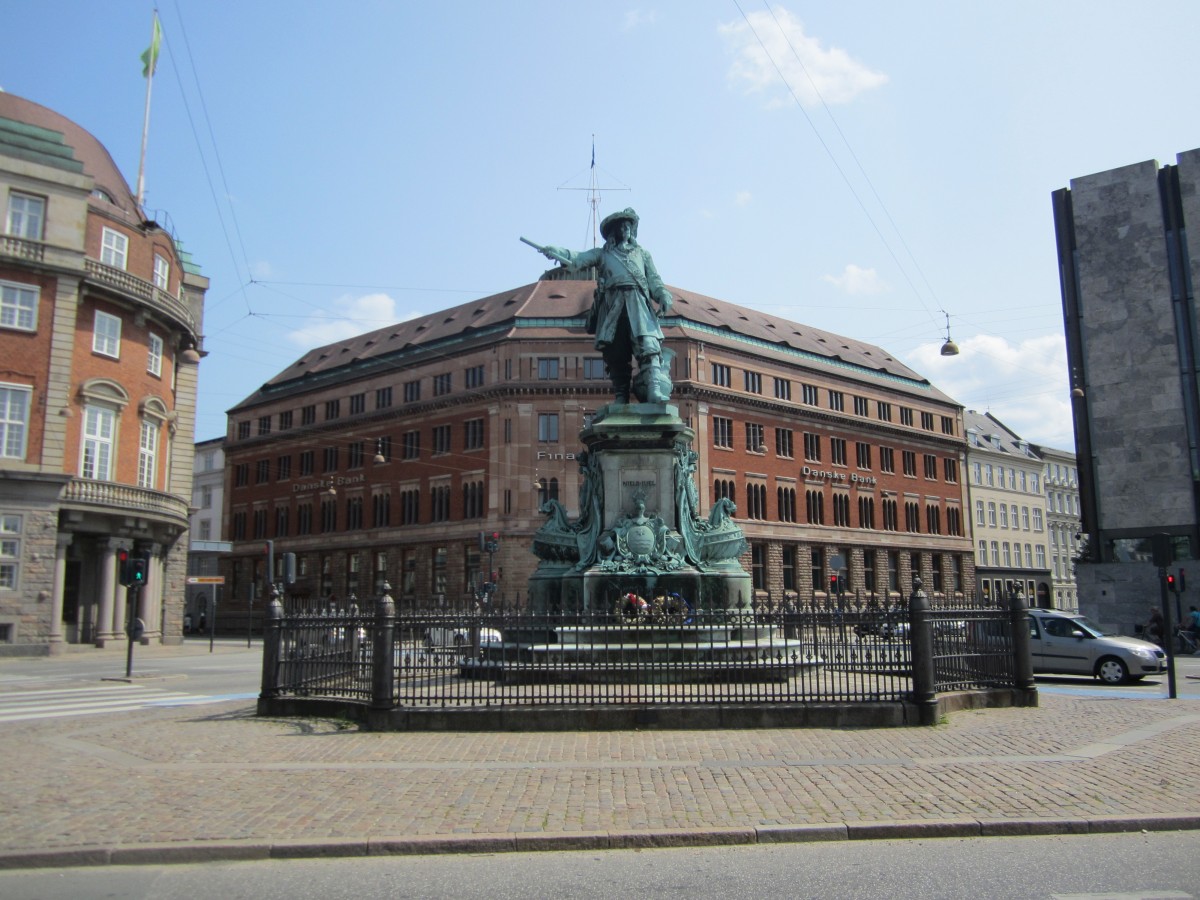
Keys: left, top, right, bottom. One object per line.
{"left": 221, "top": 268, "right": 974, "bottom": 625}
{"left": 0, "top": 94, "right": 207, "bottom": 653}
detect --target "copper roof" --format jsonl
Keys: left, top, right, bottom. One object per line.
{"left": 0, "top": 92, "right": 141, "bottom": 227}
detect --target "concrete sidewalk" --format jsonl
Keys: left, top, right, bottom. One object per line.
{"left": 1, "top": 693, "right": 1198, "bottom": 869}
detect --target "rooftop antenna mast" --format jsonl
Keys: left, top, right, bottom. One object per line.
{"left": 558, "top": 136, "right": 630, "bottom": 247}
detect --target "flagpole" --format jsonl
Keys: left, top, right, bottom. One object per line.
{"left": 135, "top": 11, "right": 159, "bottom": 211}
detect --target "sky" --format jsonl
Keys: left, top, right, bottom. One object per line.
{"left": 5, "top": 1, "right": 1199, "bottom": 450}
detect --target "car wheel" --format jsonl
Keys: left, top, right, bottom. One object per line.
{"left": 1095, "top": 656, "right": 1129, "bottom": 685}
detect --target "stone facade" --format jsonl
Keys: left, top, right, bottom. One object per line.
{"left": 1054, "top": 148, "right": 1200, "bottom": 631}
{"left": 0, "top": 93, "right": 206, "bottom": 654}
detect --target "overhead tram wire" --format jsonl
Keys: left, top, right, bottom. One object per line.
{"left": 760, "top": 1, "right": 947, "bottom": 323}
{"left": 732, "top": 0, "right": 942, "bottom": 334}
{"left": 169, "top": 0, "right": 255, "bottom": 298}
{"left": 156, "top": 5, "right": 253, "bottom": 317}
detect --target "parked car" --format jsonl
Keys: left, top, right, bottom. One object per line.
{"left": 425, "top": 626, "right": 502, "bottom": 650}
{"left": 1027, "top": 608, "right": 1167, "bottom": 685}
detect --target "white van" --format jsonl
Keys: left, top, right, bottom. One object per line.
{"left": 1027, "top": 609, "right": 1167, "bottom": 685}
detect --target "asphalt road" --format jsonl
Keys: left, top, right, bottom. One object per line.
{"left": 0, "top": 831, "right": 1197, "bottom": 899}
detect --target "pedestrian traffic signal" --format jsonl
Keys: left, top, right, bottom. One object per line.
{"left": 118, "top": 550, "right": 147, "bottom": 587}
{"left": 480, "top": 531, "right": 500, "bottom": 554}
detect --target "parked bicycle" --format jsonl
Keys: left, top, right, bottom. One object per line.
{"left": 1174, "top": 624, "right": 1199, "bottom": 655}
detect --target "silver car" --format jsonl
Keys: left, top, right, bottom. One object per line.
{"left": 1027, "top": 609, "right": 1167, "bottom": 685}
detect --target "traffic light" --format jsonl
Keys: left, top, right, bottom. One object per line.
{"left": 1167, "top": 572, "right": 1178, "bottom": 593}
{"left": 1179, "top": 568, "right": 1187, "bottom": 593}
{"left": 480, "top": 531, "right": 500, "bottom": 554}
{"left": 829, "top": 574, "right": 843, "bottom": 595}
{"left": 283, "top": 552, "right": 297, "bottom": 585}
{"left": 118, "top": 550, "right": 147, "bottom": 587}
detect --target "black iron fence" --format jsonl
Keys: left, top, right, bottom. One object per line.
{"left": 258, "top": 583, "right": 1035, "bottom": 727}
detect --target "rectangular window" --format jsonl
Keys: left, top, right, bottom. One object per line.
{"left": 877, "top": 401, "right": 892, "bottom": 422}
{"left": 538, "top": 413, "right": 559, "bottom": 442}
{"left": 277, "top": 455, "right": 291, "bottom": 480}
{"left": 744, "top": 370, "right": 762, "bottom": 394}
{"left": 153, "top": 253, "right": 170, "bottom": 291}
{"left": 537, "top": 358, "right": 559, "bottom": 380}
{"left": 923, "top": 454, "right": 938, "bottom": 479}
{"left": 0, "top": 514, "right": 22, "bottom": 590}
{"left": 920, "top": 411, "right": 935, "bottom": 431}
{"left": 466, "top": 364, "right": 486, "bottom": 388}
{"left": 801, "top": 383, "right": 818, "bottom": 406}
{"left": 347, "top": 441, "right": 363, "bottom": 469}
{"left": 323, "top": 446, "right": 338, "bottom": 473}
{"left": 773, "top": 377, "right": 791, "bottom": 400}
{"left": 433, "top": 373, "right": 452, "bottom": 395}
{"left": 137, "top": 422, "right": 158, "bottom": 488}
{"left": 301, "top": 405, "right": 316, "bottom": 426}
{"left": 325, "top": 399, "right": 340, "bottom": 421}
{"left": 830, "top": 437, "right": 847, "bottom": 466}
{"left": 711, "top": 363, "right": 731, "bottom": 387}
{"left": 943, "top": 458, "right": 959, "bottom": 483}
{"left": 101, "top": 227, "right": 128, "bottom": 269}
{"left": 853, "top": 395, "right": 869, "bottom": 416}
{"left": 803, "top": 432, "right": 821, "bottom": 462}
{"left": 299, "top": 450, "right": 314, "bottom": 476}
{"left": 902, "top": 450, "right": 917, "bottom": 477}
{"left": 828, "top": 390, "right": 844, "bottom": 412}
{"left": 403, "top": 430, "right": 420, "bottom": 459}
{"left": 257, "top": 415, "right": 271, "bottom": 436}
{"left": 899, "top": 407, "right": 914, "bottom": 427}
{"left": 6, "top": 191, "right": 45, "bottom": 239}
{"left": 349, "top": 393, "right": 366, "bottom": 415}
{"left": 879, "top": 446, "right": 895, "bottom": 474}
{"left": 404, "top": 380, "right": 420, "bottom": 403}
{"left": 775, "top": 428, "right": 793, "bottom": 458}
{"left": 464, "top": 418, "right": 484, "bottom": 450}
{"left": 236, "top": 420, "right": 250, "bottom": 441}
{"left": 375, "top": 386, "right": 393, "bottom": 409}
{"left": 433, "top": 424, "right": 451, "bottom": 454}
{"left": 713, "top": 416, "right": 733, "bottom": 449}
{"left": 0, "top": 385, "right": 31, "bottom": 459}
{"left": 582, "top": 358, "right": 606, "bottom": 380}
{"left": 941, "top": 415, "right": 954, "bottom": 435}
{"left": 855, "top": 441, "right": 871, "bottom": 469}
{"left": 745, "top": 422, "right": 765, "bottom": 452}
{"left": 1, "top": 281, "right": 39, "bottom": 331}
{"left": 81, "top": 405, "right": 115, "bottom": 480}
{"left": 279, "top": 410, "right": 293, "bottom": 431}
{"left": 93, "top": 311, "right": 121, "bottom": 358}
{"left": 145, "top": 333, "right": 163, "bottom": 377}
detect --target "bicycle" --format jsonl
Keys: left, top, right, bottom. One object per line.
{"left": 1173, "top": 624, "right": 1199, "bottom": 655}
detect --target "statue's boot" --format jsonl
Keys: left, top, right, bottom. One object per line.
{"left": 642, "top": 353, "right": 669, "bottom": 403}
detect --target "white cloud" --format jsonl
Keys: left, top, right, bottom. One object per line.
{"left": 907, "top": 332, "right": 1074, "bottom": 449}
{"left": 719, "top": 8, "right": 887, "bottom": 107}
{"left": 734, "top": 190, "right": 753, "bottom": 207}
{"left": 821, "top": 263, "right": 887, "bottom": 295}
{"left": 623, "top": 9, "right": 658, "bottom": 30}
{"left": 250, "top": 259, "right": 274, "bottom": 279}
{"left": 285, "top": 292, "right": 409, "bottom": 349}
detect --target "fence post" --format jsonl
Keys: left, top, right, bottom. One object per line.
{"left": 372, "top": 582, "right": 396, "bottom": 712}
{"left": 1008, "top": 588, "right": 1037, "bottom": 704}
{"left": 908, "top": 578, "right": 938, "bottom": 725}
{"left": 258, "top": 585, "right": 284, "bottom": 705}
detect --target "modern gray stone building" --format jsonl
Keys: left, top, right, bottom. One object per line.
{"left": 1052, "top": 148, "right": 1200, "bottom": 632}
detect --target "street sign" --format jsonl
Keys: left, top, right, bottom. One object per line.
{"left": 186, "top": 576, "right": 226, "bottom": 585}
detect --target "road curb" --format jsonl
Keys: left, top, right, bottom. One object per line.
{"left": 1, "top": 815, "right": 1198, "bottom": 870}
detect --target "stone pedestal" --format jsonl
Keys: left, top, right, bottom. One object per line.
{"left": 528, "top": 402, "right": 751, "bottom": 615}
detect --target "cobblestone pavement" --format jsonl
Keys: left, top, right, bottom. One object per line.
{"left": 1, "top": 694, "right": 1198, "bottom": 867}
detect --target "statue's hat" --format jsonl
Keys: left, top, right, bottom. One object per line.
{"left": 600, "top": 208, "right": 639, "bottom": 240}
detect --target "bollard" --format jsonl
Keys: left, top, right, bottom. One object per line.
{"left": 258, "top": 586, "right": 284, "bottom": 705}
{"left": 372, "top": 583, "right": 396, "bottom": 711}
{"left": 1008, "top": 589, "right": 1037, "bottom": 703}
{"left": 908, "top": 578, "right": 938, "bottom": 726}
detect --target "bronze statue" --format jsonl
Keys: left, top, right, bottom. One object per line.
{"left": 524, "top": 208, "right": 674, "bottom": 404}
